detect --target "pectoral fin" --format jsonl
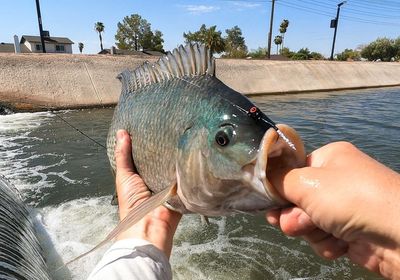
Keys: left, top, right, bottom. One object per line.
{"left": 110, "top": 167, "right": 118, "bottom": 205}
{"left": 111, "top": 192, "right": 118, "bottom": 205}
{"left": 63, "top": 183, "right": 177, "bottom": 267}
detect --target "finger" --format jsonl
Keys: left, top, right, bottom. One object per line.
{"left": 115, "top": 129, "right": 134, "bottom": 174}
{"left": 270, "top": 166, "right": 329, "bottom": 210}
{"left": 307, "top": 235, "right": 348, "bottom": 260}
{"left": 302, "top": 227, "right": 331, "bottom": 243}
{"left": 279, "top": 207, "right": 316, "bottom": 236}
{"left": 266, "top": 209, "right": 281, "bottom": 227}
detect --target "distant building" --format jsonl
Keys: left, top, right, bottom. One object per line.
{"left": 0, "top": 42, "right": 30, "bottom": 53}
{"left": 98, "top": 47, "right": 145, "bottom": 56}
{"left": 142, "top": 50, "right": 164, "bottom": 56}
{"left": 98, "top": 46, "right": 164, "bottom": 56}
{"left": 0, "top": 34, "right": 74, "bottom": 54}
{"left": 20, "top": 35, "right": 74, "bottom": 53}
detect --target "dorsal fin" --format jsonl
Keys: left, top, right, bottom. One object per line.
{"left": 117, "top": 43, "right": 215, "bottom": 94}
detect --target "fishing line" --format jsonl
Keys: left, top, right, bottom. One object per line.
{"left": 156, "top": 66, "right": 297, "bottom": 151}
{"left": 53, "top": 112, "right": 107, "bottom": 149}
{"left": 44, "top": 48, "right": 295, "bottom": 153}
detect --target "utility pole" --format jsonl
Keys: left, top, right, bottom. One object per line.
{"left": 330, "top": 1, "right": 346, "bottom": 60}
{"left": 35, "top": 0, "right": 46, "bottom": 53}
{"left": 267, "top": 0, "right": 276, "bottom": 59}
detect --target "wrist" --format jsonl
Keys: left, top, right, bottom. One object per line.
{"left": 116, "top": 207, "right": 181, "bottom": 258}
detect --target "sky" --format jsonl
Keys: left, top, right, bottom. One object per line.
{"left": 1, "top": 0, "right": 399, "bottom": 57}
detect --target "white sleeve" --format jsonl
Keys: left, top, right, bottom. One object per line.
{"left": 87, "top": 239, "right": 172, "bottom": 280}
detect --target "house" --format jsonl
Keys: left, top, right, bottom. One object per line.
{"left": 98, "top": 48, "right": 145, "bottom": 56}
{"left": 0, "top": 34, "right": 74, "bottom": 54}
{"left": 20, "top": 35, "right": 74, "bottom": 53}
{"left": 98, "top": 46, "right": 164, "bottom": 56}
{"left": 142, "top": 50, "right": 164, "bottom": 56}
{"left": 0, "top": 42, "right": 30, "bottom": 53}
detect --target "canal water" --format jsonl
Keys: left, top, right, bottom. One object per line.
{"left": 0, "top": 87, "right": 398, "bottom": 279}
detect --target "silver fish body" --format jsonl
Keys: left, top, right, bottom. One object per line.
{"left": 107, "top": 44, "right": 306, "bottom": 216}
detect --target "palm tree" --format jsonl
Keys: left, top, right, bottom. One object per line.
{"left": 274, "top": 35, "right": 282, "bottom": 55}
{"left": 94, "top": 22, "right": 105, "bottom": 51}
{"left": 206, "top": 26, "right": 225, "bottom": 55}
{"left": 279, "top": 19, "right": 289, "bottom": 51}
{"left": 78, "top": 42, "right": 84, "bottom": 54}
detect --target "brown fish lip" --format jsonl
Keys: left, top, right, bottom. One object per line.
{"left": 246, "top": 124, "right": 306, "bottom": 206}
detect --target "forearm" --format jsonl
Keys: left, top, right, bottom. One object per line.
{"left": 88, "top": 239, "right": 172, "bottom": 280}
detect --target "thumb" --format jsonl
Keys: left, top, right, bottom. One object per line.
{"left": 115, "top": 129, "right": 135, "bottom": 174}
{"left": 274, "top": 166, "right": 326, "bottom": 209}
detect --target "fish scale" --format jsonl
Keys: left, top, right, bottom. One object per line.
{"left": 67, "top": 43, "right": 305, "bottom": 265}
{"left": 106, "top": 43, "right": 305, "bottom": 215}
{"left": 108, "top": 77, "right": 224, "bottom": 194}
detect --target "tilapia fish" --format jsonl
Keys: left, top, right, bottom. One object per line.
{"left": 107, "top": 43, "right": 305, "bottom": 217}
{"left": 67, "top": 44, "right": 306, "bottom": 264}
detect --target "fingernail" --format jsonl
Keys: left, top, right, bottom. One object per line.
{"left": 117, "top": 130, "right": 125, "bottom": 142}
{"left": 298, "top": 211, "right": 311, "bottom": 226}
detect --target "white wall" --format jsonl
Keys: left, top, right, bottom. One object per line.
{"left": 25, "top": 41, "right": 73, "bottom": 54}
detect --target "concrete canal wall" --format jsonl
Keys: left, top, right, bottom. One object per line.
{"left": 1, "top": 53, "right": 400, "bottom": 111}
{"left": 0, "top": 53, "right": 156, "bottom": 111}
{"left": 216, "top": 59, "right": 400, "bottom": 95}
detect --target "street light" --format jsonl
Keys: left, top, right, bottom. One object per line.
{"left": 330, "top": 1, "right": 346, "bottom": 60}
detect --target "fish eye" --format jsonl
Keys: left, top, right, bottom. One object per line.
{"left": 215, "top": 126, "right": 234, "bottom": 147}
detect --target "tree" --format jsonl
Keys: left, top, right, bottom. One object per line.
{"left": 280, "top": 47, "right": 294, "bottom": 58}
{"left": 394, "top": 37, "right": 400, "bottom": 60}
{"left": 274, "top": 35, "right": 282, "bottom": 55}
{"left": 279, "top": 19, "right": 289, "bottom": 51}
{"left": 115, "top": 14, "right": 164, "bottom": 52}
{"left": 223, "top": 26, "right": 248, "bottom": 58}
{"left": 151, "top": 30, "right": 164, "bottom": 52}
{"left": 248, "top": 47, "right": 268, "bottom": 58}
{"left": 183, "top": 24, "right": 225, "bottom": 55}
{"left": 309, "top": 51, "right": 325, "bottom": 60}
{"left": 78, "top": 42, "right": 84, "bottom": 54}
{"left": 360, "top": 37, "right": 396, "bottom": 61}
{"left": 291, "top": 48, "right": 310, "bottom": 60}
{"left": 95, "top": 22, "right": 105, "bottom": 51}
{"left": 336, "top": 48, "right": 361, "bottom": 61}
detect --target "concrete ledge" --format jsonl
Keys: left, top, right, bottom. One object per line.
{"left": 1, "top": 53, "right": 400, "bottom": 111}
{"left": 0, "top": 53, "right": 156, "bottom": 111}
{"left": 216, "top": 59, "right": 400, "bottom": 94}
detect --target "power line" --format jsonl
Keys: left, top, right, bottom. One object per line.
{"left": 349, "top": 0, "right": 400, "bottom": 11}
{"left": 295, "top": 0, "right": 400, "bottom": 18}
{"left": 214, "top": 0, "right": 400, "bottom": 34}
{"left": 276, "top": 1, "right": 333, "bottom": 17}
{"left": 276, "top": 1, "right": 400, "bottom": 26}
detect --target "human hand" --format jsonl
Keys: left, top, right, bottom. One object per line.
{"left": 114, "top": 129, "right": 182, "bottom": 258}
{"left": 266, "top": 142, "right": 400, "bottom": 279}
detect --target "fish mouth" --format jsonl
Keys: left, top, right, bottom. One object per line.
{"left": 243, "top": 124, "right": 306, "bottom": 207}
